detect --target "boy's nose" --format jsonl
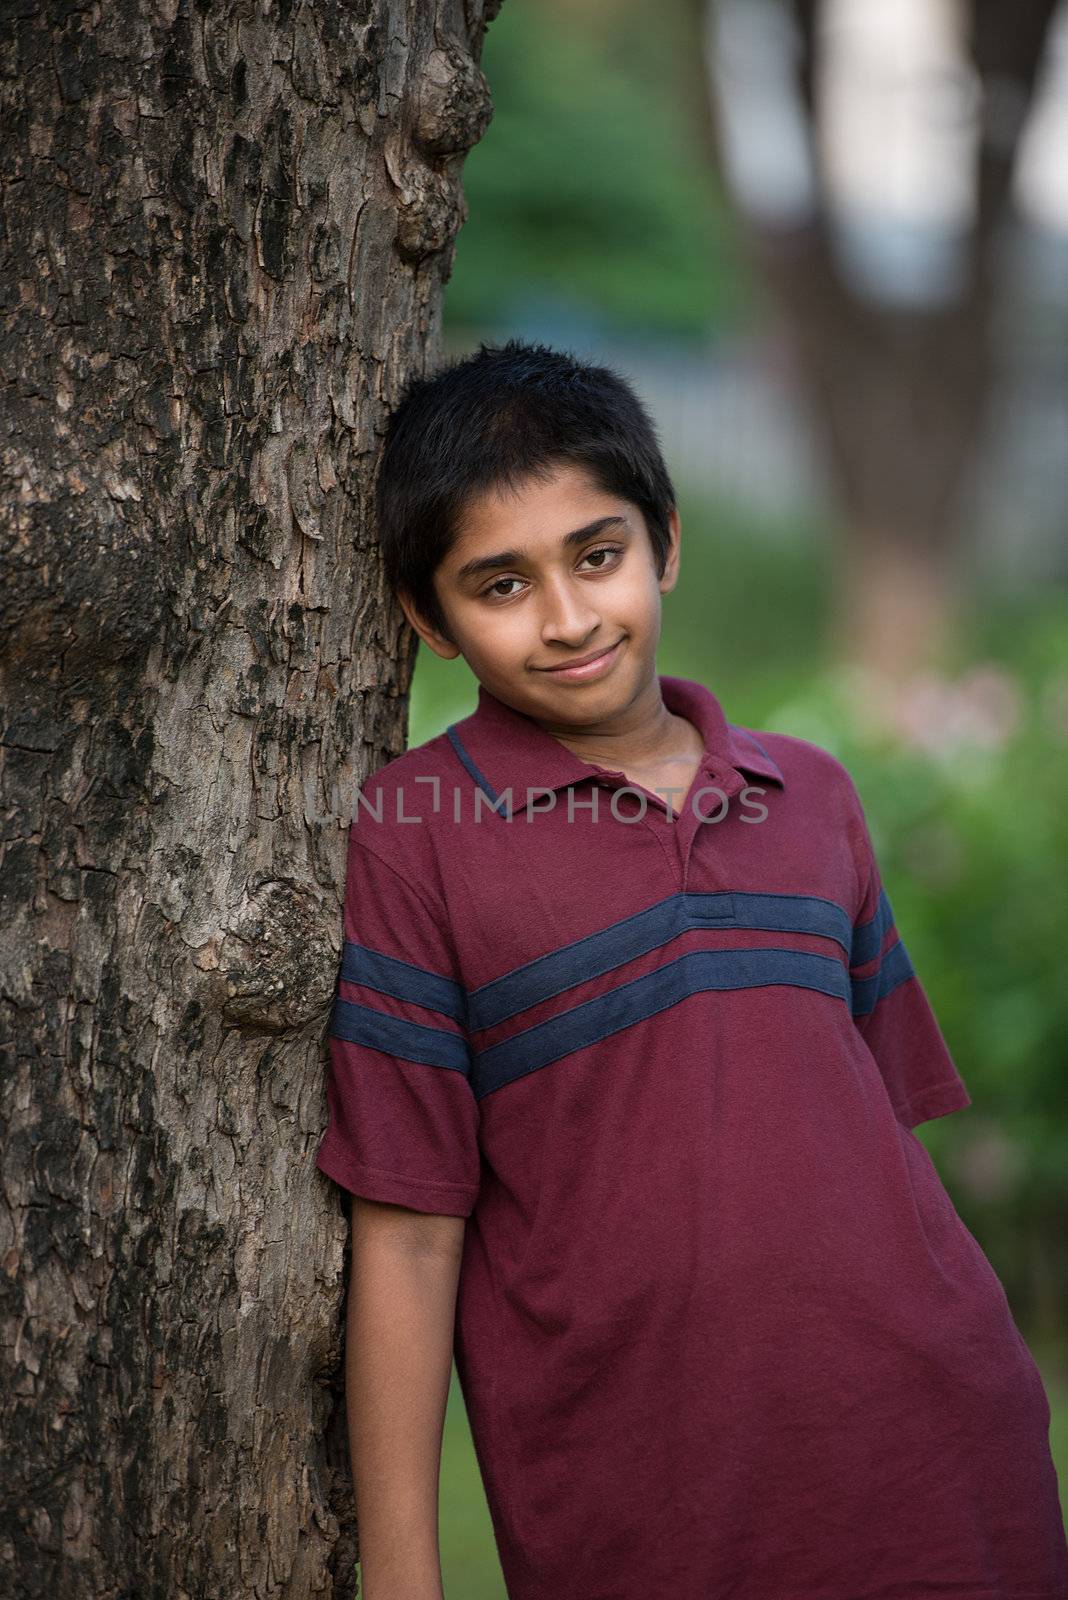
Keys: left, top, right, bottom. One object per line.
{"left": 539, "top": 585, "right": 602, "bottom": 645}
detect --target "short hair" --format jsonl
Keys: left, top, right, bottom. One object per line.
{"left": 375, "top": 338, "right": 677, "bottom": 644}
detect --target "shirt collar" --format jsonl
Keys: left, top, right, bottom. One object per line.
{"left": 445, "top": 673, "right": 785, "bottom": 818}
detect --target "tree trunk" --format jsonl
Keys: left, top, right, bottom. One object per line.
{"left": 749, "top": 224, "right": 989, "bottom": 681}
{"left": 826, "top": 526, "right": 964, "bottom": 684}
{"left": 699, "top": 0, "right": 1058, "bottom": 686}
{"left": 0, "top": 3, "right": 497, "bottom": 1595}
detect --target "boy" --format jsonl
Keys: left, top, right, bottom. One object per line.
{"left": 316, "top": 339, "right": 1068, "bottom": 1600}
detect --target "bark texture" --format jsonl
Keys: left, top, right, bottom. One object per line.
{"left": 0, "top": 2, "right": 497, "bottom": 1594}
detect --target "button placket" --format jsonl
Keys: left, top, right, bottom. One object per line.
{"left": 675, "top": 763, "right": 746, "bottom": 892}
{"left": 583, "top": 760, "right": 748, "bottom": 890}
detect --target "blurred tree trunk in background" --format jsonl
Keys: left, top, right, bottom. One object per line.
{"left": 0, "top": 3, "right": 495, "bottom": 1594}
{"left": 701, "top": 0, "right": 1058, "bottom": 685}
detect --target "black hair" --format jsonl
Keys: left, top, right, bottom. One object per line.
{"left": 375, "top": 338, "right": 677, "bottom": 644}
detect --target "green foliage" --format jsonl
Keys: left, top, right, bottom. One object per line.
{"left": 760, "top": 635, "right": 1068, "bottom": 1254}
{"left": 445, "top": 2, "right": 749, "bottom": 338}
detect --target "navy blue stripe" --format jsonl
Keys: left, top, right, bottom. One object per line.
{"left": 850, "top": 887, "right": 895, "bottom": 968}
{"left": 445, "top": 725, "right": 509, "bottom": 812}
{"left": 467, "top": 890, "right": 853, "bottom": 1033}
{"left": 850, "top": 937, "right": 914, "bottom": 1017}
{"left": 330, "top": 997, "right": 471, "bottom": 1073}
{"left": 715, "top": 891, "right": 851, "bottom": 950}
{"left": 340, "top": 940, "right": 467, "bottom": 1024}
{"left": 470, "top": 946, "right": 851, "bottom": 1099}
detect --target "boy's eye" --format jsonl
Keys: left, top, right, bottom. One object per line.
{"left": 479, "top": 544, "right": 624, "bottom": 601}
{"left": 582, "top": 544, "right": 622, "bottom": 570}
{"left": 484, "top": 577, "right": 523, "bottom": 599}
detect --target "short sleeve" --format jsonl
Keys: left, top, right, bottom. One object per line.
{"left": 315, "top": 826, "right": 481, "bottom": 1217}
{"left": 848, "top": 796, "right": 972, "bottom": 1131}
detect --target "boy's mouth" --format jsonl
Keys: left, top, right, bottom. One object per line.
{"left": 533, "top": 637, "right": 625, "bottom": 680}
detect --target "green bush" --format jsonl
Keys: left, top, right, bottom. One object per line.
{"left": 761, "top": 638, "right": 1068, "bottom": 1326}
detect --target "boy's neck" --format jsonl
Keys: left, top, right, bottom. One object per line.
{"left": 527, "top": 674, "right": 704, "bottom": 774}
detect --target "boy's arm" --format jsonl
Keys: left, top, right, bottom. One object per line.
{"left": 314, "top": 823, "right": 480, "bottom": 1594}
{"left": 347, "top": 1196, "right": 466, "bottom": 1600}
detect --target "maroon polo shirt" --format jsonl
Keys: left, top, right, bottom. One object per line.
{"left": 316, "top": 672, "right": 1068, "bottom": 1599}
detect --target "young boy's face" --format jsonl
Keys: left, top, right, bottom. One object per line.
{"left": 398, "top": 461, "right": 681, "bottom": 729}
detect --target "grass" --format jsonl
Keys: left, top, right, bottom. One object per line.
{"left": 440, "top": 1370, "right": 507, "bottom": 1598}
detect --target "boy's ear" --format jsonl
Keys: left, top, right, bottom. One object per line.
{"left": 658, "top": 506, "right": 682, "bottom": 594}
{"left": 396, "top": 586, "right": 462, "bottom": 660}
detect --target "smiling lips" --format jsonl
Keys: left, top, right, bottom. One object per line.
{"left": 535, "top": 638, "right": 625, "bottom": 681}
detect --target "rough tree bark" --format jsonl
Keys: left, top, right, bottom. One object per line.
{"left": 0, "top": 3, "right": 497, "bottom": 1595}
{"left": 699, "top": 0, "right": 1058, "bottom": 684}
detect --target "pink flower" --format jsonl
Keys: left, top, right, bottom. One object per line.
{"left": 850, "top": 665, "right": 1023, "bottom": 759}
{"left": 955, "top": 665, "right": 1023, "bottom": 749}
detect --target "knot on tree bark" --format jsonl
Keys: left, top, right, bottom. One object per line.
{"left": 412, "top": 46, "right": 493, "bottom": 159}
{"left": 384, "top": 46, "right": 492, "bottom": 264}
{"left": 211, "top": 880, "right": 337, "bottom": 1033}
{"left": 386, "top": 141, "right": 469, "bottom": 263}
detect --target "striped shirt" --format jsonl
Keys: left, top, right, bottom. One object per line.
{"left": 317, "top": 673, "right": 1068, "bottom": 1599}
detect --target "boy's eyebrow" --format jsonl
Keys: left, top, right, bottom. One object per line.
{"left": 453, "top": 515, "right": 629, "bottom": 583}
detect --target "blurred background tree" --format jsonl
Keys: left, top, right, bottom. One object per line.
{"left": 704, "top": 0, "right": 1062, "bottom": 681}
{"left": 409, "top": 1, "right": 1068, "bottom": 1588}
